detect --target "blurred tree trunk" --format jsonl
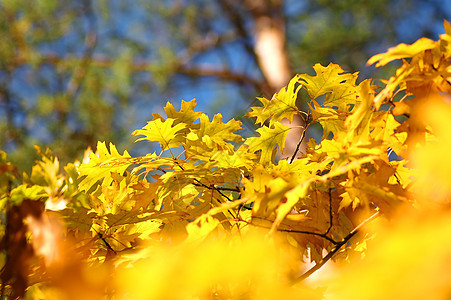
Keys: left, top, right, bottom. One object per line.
{"left": 245, "top": 0, "right": 305, "bottom": 159}
{"left": 246, "top": 0, "right": 291, "bottom": 90}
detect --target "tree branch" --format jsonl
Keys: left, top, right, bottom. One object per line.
{"left": 173, "top": 161, "right": 237, "bottom": 219}
{"left": 178, "top": 65, "right": 268, "bottom": 92}
{"left": 215, "top": 0, "right": 261, "bottom": 70}
{"left": 66, "top": 0, "right": 98, "bottom": 100}
{"left": 324, "top": 186, "right": 333, "bottom": 235}
{"left": 289, "top": 124, "right": 307, "bottom": 163}
{"left": 246, "top": 216, "right": 338, "bottom": 245}
{"left": 274, "top": 227, "right": 338, "bottom": 245}
{"left": 12, "top": 53, "right": 270, "bottom": 96}
{"left": 292, "top": 211, "right": 380, "bottom": 284}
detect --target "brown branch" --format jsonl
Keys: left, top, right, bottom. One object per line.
{"left": 247, "top": 217, "right": 338, "bottom": 245}
{"left": 215, "top": 0, "right": 261, "bottom": 70}
{"left": 292, "top": 211, "right": 380, "bottom": 284}
{"left": 192, "top": 180, "right": 232, "bottom": 202}
{"left": 173, "top": 161, "right": 237, "bottom": 218}
{"left": 289, "top": 125, "right": 307, "bottom": 163}
{"left": 66, "top": 0, "right": 98, "bottom": 100}
{"left": 325, "top": 186, "right": 333, "bottom": 235}
{"left": 176, "top": 32, "right": 237, "bottom": 65}
{"left": 213, "top": 186, "right": 241, "bottom": 192}
{"left": 178, "top": 65, "right": 268, "bottom": 92}
{"left": 11, "top": 52, "right": 270, "bottom": 95}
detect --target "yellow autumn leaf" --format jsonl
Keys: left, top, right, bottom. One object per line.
{"left": 132, "top": 118, "right": 187, "bottom": 150}
{"left": 367, "top": 37, "right": 436, "bottom": 67}
{"left": 163, "top": 99, "right": 203, "bottom": 125}
{"left": 308, "top": 100, "right": 347, "bottom": 139}
{"left": 344, "top": 80, "right": 374, "bottom": 144}
{"left": 246, "top": 75, "right": 302, "bottom": 126}
{"left": 117, "top": 230, "right": 322, "bottom": 299}
{"left": 270, "top": 179, "right": 312, "bottom": 233}
{"left": 299, "top": 63, "right": 360, "bottom": 110}
{"left": 78, "top": 141, "right": 131, "bottom": 192}
{"left": 197, "top": 113, "right": 242, "bottom": 144}
{"left": 245, "top": 122, "right": 290, "bottom": 164}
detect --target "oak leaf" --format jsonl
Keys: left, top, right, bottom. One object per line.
{"left": 132, "top": 118, "right": 187, "bottom": 150}
{"left": 246, "top": 75, "right": 302, "bottom": 126}
{"left": 78, "top": 142, "right": 131, "bottom": 192}
{"left": 245, "top": 122, "right": 290, "bottom": 164}
{"left": 367, "top": 38, "right": 436, "bottom": 67}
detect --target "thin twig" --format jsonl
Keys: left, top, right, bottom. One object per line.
{"left": 97, "top": 232, "right": 117, "bottom": 255}
{"left": 393, "top": 172, "right": 401, "bottom": 185}
{"left": 275, "top": 228, "right": 338, "bottom": 245}
{"left": 66, "top": 0, "right": 97, "bottom": 100}
{"left": 191, "top": 180, "right": 232, "bottom": 202}
{"left": 292, "top": 211, "right": 380, "bottom": 284}
{"left": 289, "top": 126, "right": 307, "bottom": 163}
{"left": 173, "top": 160, "right": 237, "bottom": 218}
{"left": 324, "top": 187, "right": 333, "bottom": 235}
{"left": 246, "top": 217, "right": 338, "bottom": 245}
{"left": 192, "top": 182, "right": 240, "bottom": 193}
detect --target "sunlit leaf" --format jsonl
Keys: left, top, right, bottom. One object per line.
{"left": 246, "top": 75, "right": 302, "bottom": 126}
{"left": 245, "top": 122, "right": 290, "bottom": 164}
{"left": 367, "top": 37, "right": 436, "bottom": 67}
{"left": 132, "top": 118, "right": 187, "bottom": 150}
{"left": 78, "top": 142, "right": 131, "bottom": 192}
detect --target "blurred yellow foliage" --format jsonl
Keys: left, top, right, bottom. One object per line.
{"left": 311, "top": 95, "right": 451, "bottom": 300}
{"left": 322, "top": 210, "right": 451, "bottom": 300}
{"left": 411, "top": 96, "right": 451, "bottom": 207}
{"left": 116, "top": 230, "right": 323, "bottom": 299}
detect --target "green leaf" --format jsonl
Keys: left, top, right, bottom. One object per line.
{"left": 10, "top": 185, "right": 47, "bottom": 205}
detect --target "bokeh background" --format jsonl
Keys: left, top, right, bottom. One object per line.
{"left": 1, "top": 0, "right": 449, "bottom": 170}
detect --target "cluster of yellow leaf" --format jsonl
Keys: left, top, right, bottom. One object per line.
{"left": 0, "top": 20, "right": 451, "bottom": 300}
{"left": 368, "top": 19, "right": 451, "bottom": 148}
